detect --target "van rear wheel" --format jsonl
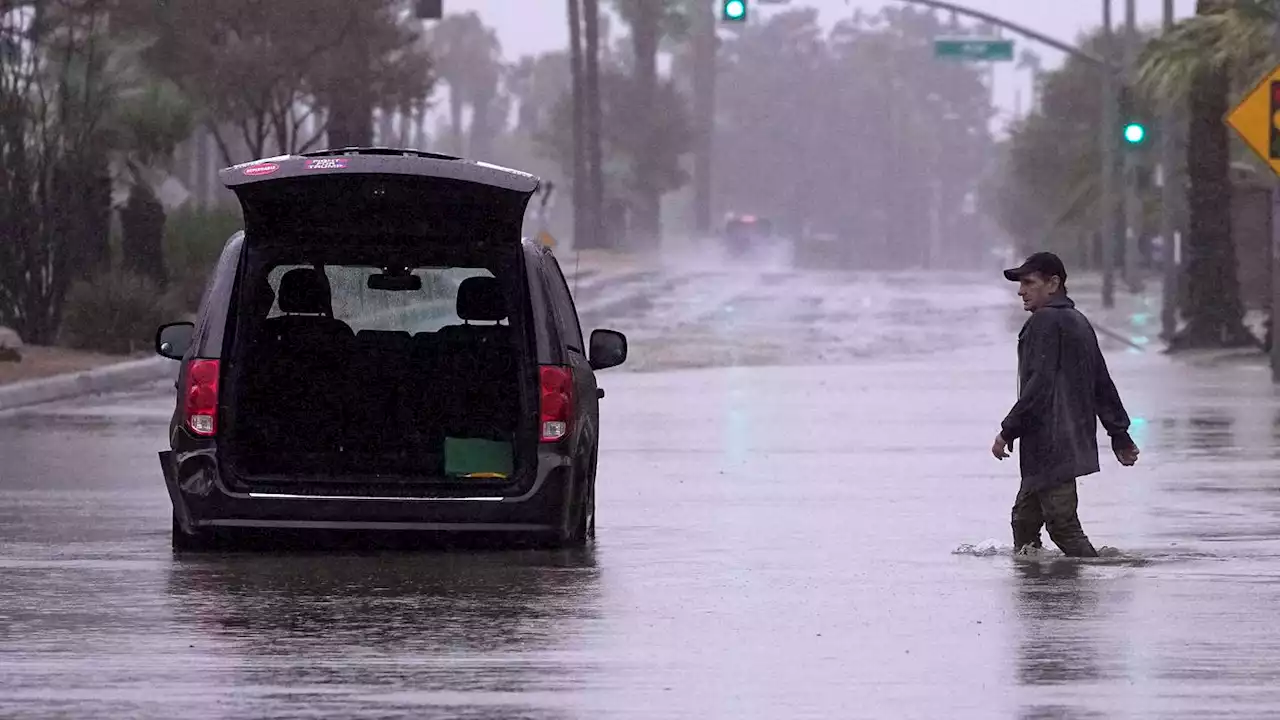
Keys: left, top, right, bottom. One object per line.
{"left": 545, "top": 473, "right": 594, "bottom": 549}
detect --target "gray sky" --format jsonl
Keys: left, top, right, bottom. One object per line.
{"left": 445, "top": 0, "right": 1200, "bottom": 134}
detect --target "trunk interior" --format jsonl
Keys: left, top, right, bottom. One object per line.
{"left": 219, "top": 169, "right": 538, "bottom": 495}
{"left": 225, "top": 257, "right": 532, "bottom": 492}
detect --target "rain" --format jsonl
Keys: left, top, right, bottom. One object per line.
{"left": 1, "top": 1, "right": 1276, "bottom": 718}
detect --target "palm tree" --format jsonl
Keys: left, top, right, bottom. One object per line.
{"left": 1137, "top": 0, "right": 1267, "bottom": 349}
{"left": 430, "top": 12, "right": 504, "bottom": 156}
{"left": 614, "top": 0, "right": 664, "bottom": 250}
{"left": 508, "top": 52, "right": 573, "bottom": 137}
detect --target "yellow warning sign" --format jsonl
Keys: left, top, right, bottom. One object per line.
{"left": 1225, "top": 62, "right": 1280, "bottom": 177}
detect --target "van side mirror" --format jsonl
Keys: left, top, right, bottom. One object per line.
{"left": 155, "top": 322, "right": 195, "bottom": 360}
{"left": 589, "top": 329, "right": 627, "bottom": 370}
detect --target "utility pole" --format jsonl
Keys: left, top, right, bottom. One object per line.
{"left": 1122, "top": 0, "right": 1142, "bottom": 293}
{"left": 566, "top": 0, "right": 587, "bottom": 249}
{"left": 1272, "top": 0, "right": 1280, "bottom": 380}
{"left": 692, "top": 0, "right": 716, "bottom": 235}
{"left": 1100, "top": 0, "right": 1117, "bottom": 308}
{"left": 1160, "top": 0, "right": 1180, "bottom": 342}
{"left": 584, "top": 0, "right": 604, "bottom": 247}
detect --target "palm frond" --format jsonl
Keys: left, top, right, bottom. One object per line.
{"left": 1137, "top": 6, "right": 1273, "bottom": 101}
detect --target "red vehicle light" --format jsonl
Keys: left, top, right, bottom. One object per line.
{"left": 539, "top": 365, "right": 574, "bottom": 442}
{"left": 183, "top": 359, "right": 220, "bottom": 437}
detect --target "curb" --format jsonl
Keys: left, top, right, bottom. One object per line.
{"left": 0, "top": 356, "right": 174, "bottom": 413}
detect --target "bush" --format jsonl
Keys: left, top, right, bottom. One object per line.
{"left": 164, "top": 205, "right": 243, "bottom": 312}
{"left": 60, "top": 271, "right": 184, "bottom": 355}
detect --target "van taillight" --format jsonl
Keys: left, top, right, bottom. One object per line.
{"left": 539, "top": 365, "right": 574, "bottom": 442}
{"left": 183, "top": 359, "right": 220, "bottom": 437}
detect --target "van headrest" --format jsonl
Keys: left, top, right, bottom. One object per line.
{"left": 278, "top": 268, "right": 332, "bottom": 315}
{"left": 456, "top": 276, "right": 506, "bottom": 322}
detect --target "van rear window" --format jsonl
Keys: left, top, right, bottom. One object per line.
{"left": 262, "top": 264, "right": 498, "bottom": 333}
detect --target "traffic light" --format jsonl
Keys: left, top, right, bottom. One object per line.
{"left": 415, "top": 0, "right": 442, "bottom": 19}
{"left": 1117, "top": 83, "right": 1146, "bottom": 148}
{"left": 722, "top": 0, "right": 747, "bottom": 21}
{"left": 1270, "top": 80, "right": 1280, "bottom": 159}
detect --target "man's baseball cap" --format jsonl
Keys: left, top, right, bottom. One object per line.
{"left": 1003, "top": 251, "right": 1067, "bottom": 283}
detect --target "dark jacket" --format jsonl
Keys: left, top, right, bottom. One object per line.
{"left": 1000, "top": 293, "right": 1133, "bottom": 491}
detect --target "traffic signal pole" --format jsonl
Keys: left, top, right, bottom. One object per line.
{"left": 893, "top": 0, "right": 1121, "bottom": 307}
{"left": 1122, "top": 0, "right": 1142, "bottom": 293}
{"left": 894, "top": 0, "right": 1109, "bottom": 67}
{"left": 1159, "top": 0, "right": 1179, "bottom": 342}
{"left": 1101, "top": 0, "right": 1118, "bottom": 308}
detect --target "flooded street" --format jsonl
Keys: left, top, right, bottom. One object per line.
{"left": 4, "top": 261, "right": 1280, "bottom": 718}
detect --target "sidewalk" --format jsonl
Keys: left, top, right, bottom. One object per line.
{"left": 1070, "top": 273, "right": 1269, "bottom": 363}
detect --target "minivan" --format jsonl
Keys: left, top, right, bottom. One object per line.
{"left": 154, "top": 148, "right": 628, "bottom": 550}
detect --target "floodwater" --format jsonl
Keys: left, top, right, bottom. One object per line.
{"left": 3, "top": 249, "right": 1280, "bottom": 718}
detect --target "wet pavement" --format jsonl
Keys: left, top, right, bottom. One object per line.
{"left": 4, "top": 250, "right": 1280, "bottom": 718}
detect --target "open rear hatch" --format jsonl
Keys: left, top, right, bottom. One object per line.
{"left": 217, "top": 150, "right": 542, "bottom": 498}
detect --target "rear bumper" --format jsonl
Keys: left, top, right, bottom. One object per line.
{"left": 160, "top": 449, "right": 572, "bottom": 533}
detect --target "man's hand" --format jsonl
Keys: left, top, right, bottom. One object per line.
{"left": 1111, "top": 434, "right": 1139, "bottom": 466}
{"left": 1115, "top": 443, "right": 1139, "bottom": 467}
{"left": 992, "top": 432, "right": 1011, "bottom": 460}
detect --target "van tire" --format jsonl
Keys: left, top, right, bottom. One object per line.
{"left": 547, "top": 464, "right": 593, "bottom": 549}
{"left": 171, "top": 514, "right": 217, "bottom": 552}
{"left": 569, "top": 477, "right": 595, "bottom": 546}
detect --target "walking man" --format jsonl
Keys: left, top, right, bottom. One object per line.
{"left": 991, "top": 252, "right": 1140, "bottom": 557}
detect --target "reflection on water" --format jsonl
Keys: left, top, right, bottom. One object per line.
{"left": 162, "top": 548, "right": 602, "bottom": 717}
{"left": 1185, "top": 412, "right": 1236, "bottom": 452}
{"left": 1011, "top": 560, "right": 1104, "bottom": 687}
{"left": 1018, "top": 705, "right": 1108, "bottom": 720}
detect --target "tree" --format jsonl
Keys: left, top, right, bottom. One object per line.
{"left": 309, "top": 2, "right": 433, "bottom": 149}
{"left": 429, "top": 11, "right": 504, "bottom": 157}
{"left": 114, "top": 0, "right": 434, "bottom": 163}
{"left": 612, "top": 0, "right": 690, "bottom": 248}
{"left": 508, "top": 52, "right": 573, "bottom": 137}
{"left": 1138, "top": 0, "right": 1264, "bottom": 349}
{"left": 688, "top": 0, "right": 715, "bottom": 235}
{"left": 985, "top": 28, "right": 1162, "bottom": 268}
{"left": 0, "top": 0, "right": 117, "bottom": 342}
{"left": 540, "top": 68, "right": 692, "bottom": 230}
{"left": 111, "top": 74, "right": 195, "bottom": 288}
{"left": 711, "top": 7, "right": 993, "bottom": 268}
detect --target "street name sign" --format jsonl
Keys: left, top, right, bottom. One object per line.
{"left": 933, "top": 36, "right": 1014, "bottom": 62}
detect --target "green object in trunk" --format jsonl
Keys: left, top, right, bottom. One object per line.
{"left": 444, "top": 437, "right": 514, "bottom": 478}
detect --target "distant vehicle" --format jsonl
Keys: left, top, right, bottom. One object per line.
{"left": 721, "top": 213, "right": 775, "bottom": 257}
{"left": 154, "top": 148, "right": 628, "bottom": 551}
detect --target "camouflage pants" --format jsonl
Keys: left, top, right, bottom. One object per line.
{"left": 1011, "top": 479, "right": 1098, "bottom": 558}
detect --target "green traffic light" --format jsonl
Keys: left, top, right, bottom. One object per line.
{"left": 1123, "top": 122, "right": 1146, "bottom": 145}
{"left": 723, "top": 0, "right": 746, "bottom": 21}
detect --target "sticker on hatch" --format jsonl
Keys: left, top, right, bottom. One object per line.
{"left": 305, "top": 158, "right": 349, "bottom": 170}
{"left": 242, "top": 163, "right": 279, "bottom": 177}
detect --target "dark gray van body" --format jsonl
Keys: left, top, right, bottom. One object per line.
{"left": 155, "top": 149, "right": 626, "bottom": 549}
